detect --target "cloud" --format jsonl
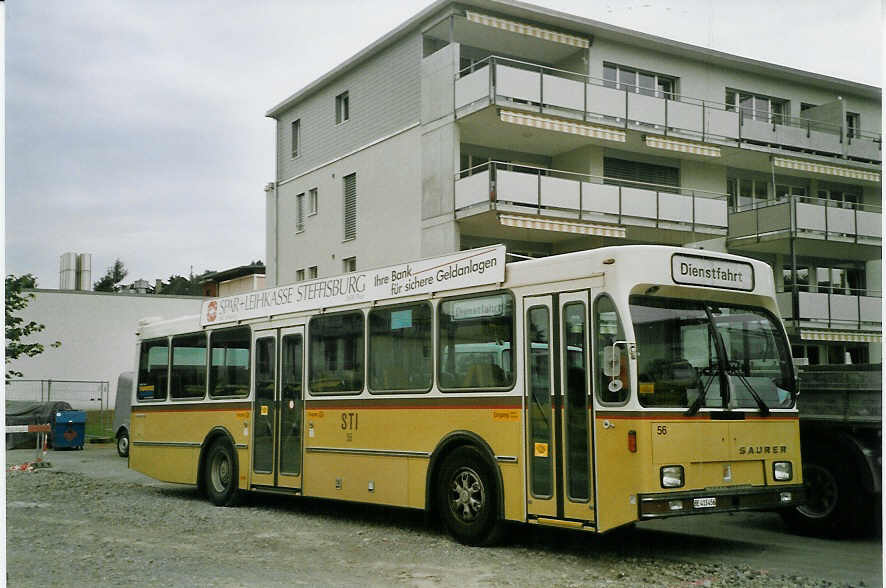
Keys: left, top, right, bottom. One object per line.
{"left": 5, "top": 0, "right": 880, "bottom": 288}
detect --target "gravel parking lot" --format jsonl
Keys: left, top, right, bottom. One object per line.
{"left": 5, "top": 446, "right": 873, "bottom": 587}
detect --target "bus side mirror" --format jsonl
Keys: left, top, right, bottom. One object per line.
{"left": 603, "top": 346, "right": 620, "bottom": 377}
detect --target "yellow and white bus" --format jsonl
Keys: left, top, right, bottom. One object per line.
{"left": 130, "top": 245, "right": 804, "bottom": 545}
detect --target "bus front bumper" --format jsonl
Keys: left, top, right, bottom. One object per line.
{"left": 638, "top": 484, "right": 806, "bottom": 518}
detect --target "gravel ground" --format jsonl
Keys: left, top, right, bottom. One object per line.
{"left": 5, "top": 450, "right": 870, "bottom": 587}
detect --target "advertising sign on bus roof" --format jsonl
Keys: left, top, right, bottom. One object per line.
{"left": 201, "top": 245, "right": 506, "bottom": 326}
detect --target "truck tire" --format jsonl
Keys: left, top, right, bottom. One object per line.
{"left": 780, "top": 445, "right": 867, "bottom": 538}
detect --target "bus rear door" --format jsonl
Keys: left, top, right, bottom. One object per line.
{"left": 251, "top": 326, "right": 305, "bottom": 490}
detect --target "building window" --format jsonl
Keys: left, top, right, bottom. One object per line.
{"left": 783, "top": 266, "right": 810, "bottom": 293}
{"left": 726, "top": 90, "right": 789, "bottom": 124}
{"left": 603, "top": 157, "right": 679, "bottom": 193}
{"left": 603, "top": 63, "right": 677, "bottom": 98}
{"left": 335, "top": 91, "right": 350, "bottom": 124}
{"left": 308, "top": 188, "right": 318, "bottom": 215}
{"left": 815, "top": 267, "right": 866, "bottom": 295}
{"left": 342, "top": 257, "right": 356, "bottom": 273}
{"left": 846, "top": 112, "right": 860, "bottom": 138}
{"left": 308, "top": 266, "right": 318, "bottom": 279}
{"left": 291, "top": 119, "right": 300, "bottom": 158}
{"left": 727, "top": 176, "right": 769, "bottom": 211}
{"left": 343, "top": 173, "right": 357, "bottom": 240}
{"left": 774, "top": 182, "right": 807, "bottom": 201}
{"left": 296, "top": 193, "right": 305, "bottom": 233}
{"left": 296, "top": 269, "right": 305, "bottom": 282}
{"left": 817, "top": 183, "right": 861, "bottom": 209}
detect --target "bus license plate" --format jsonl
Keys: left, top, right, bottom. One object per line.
{"left": 693, "top": 497, "right": 717, "bottom": 508}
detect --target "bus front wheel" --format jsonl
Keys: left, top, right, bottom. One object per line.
{"left": 437, "top": 446, "right": 501, "bottom": 546}
{"left": 116, "top": 430, "right": 129, "bottom": 458}
{"left": 204, "top": 439, "right": 240, "bottom": 506}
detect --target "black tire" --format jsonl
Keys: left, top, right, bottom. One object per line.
{"left": 116, "top": 431, "right": 129, "bottom": 458}
{"left": 437, "top": 446, "right": 502, "bottom": 546}
{"left": 780, "top": 445, "right": 867, "bottom": 538}
{"left": 203, "top": 439, "right": 240, "bottom": 507}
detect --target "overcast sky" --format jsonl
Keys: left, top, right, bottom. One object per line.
{"left": 4, "top": 0, "right": 882, "bottom": 289}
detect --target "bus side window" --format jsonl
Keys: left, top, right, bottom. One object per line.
{"left": 137, "top": 338, "right": 169, "bottom": 401}
{"left": 437, "top": 292, "right": 515, "bottom": 391}
{"left": 209, "top": 327, "right": 251, "bottom": 398}
{"left": 170, "top": 332, "right": 207, "bottom": 400}
{"left": 309, "top": 311, "right": 365, "bottom": 394}
{"left": 594, "top": 295, "right": 630, "bottom": 404}
{"left": 368, "top": 303, "right": 432, "bottom": 393}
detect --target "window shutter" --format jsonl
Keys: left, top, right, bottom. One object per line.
{"left": 604, "top": 157, "right": 679, "bottom": 190}
{"left": 296, "top": 193, "right": 304, "bottom": 232}
{"left": 343, "top": 173, "right": 357, "bottom": 240}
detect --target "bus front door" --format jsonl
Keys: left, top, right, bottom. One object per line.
{"left": 251, "top": 326, "right": 304, "bottom": 490}
{"left": 524, "top": 293, "right": 595, "bottom": 525}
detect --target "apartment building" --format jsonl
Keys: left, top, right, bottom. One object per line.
{"left": 265, "top": 0, "right": 882, "bottom": 365}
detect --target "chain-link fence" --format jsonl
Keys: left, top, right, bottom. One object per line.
{"left": 6, "top": 379, "right": 112, "bottom": 436}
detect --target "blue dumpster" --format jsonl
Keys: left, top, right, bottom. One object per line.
{"left": 53, "top": 410, "right": 86, "bottom": 450}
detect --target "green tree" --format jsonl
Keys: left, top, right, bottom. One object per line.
{"left": 94, "top": 258, "right": 128, "bottom": 292}
{"left": 161, "top": 274, "right": 203, "bottom": 296}
{"left": 5, "top": 274, "right": 61, "bottom": 382}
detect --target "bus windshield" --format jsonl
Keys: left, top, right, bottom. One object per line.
{"left": 630, "top": 296, "right": 796, "bottom": 410}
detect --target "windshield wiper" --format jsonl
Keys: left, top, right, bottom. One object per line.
{"left": 730, "top": 370, "right": 770, "bottom": 416}
{"left": 684, "top": 369, "right": 717, "bottom": 417}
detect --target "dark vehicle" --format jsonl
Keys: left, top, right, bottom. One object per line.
{"left": 5, "top": 400, "right": 73, "bottom": 449}
{"left": 781, "top": 364, "right": 881, "bottom": 537}
{"left": 113, "top": 372, "right": 133, "bottom": 457}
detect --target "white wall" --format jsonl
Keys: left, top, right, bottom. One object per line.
{"left": 272, "top": 125, "right": 423, "bottom": 285}
{"left": 6, "top": 290, "right": 205, "bottom": 407}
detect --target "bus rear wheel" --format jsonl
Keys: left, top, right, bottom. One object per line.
{"left": 437, "top": 446, "right": 501, "bottom": 546}
{"left": 204, "top": 439, "right": 240, "bottom": 506}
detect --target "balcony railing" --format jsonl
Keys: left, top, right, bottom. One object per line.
{"left": 728, "top": 195, "right": 882, "bottom": 243}
{"left": 455, "top": 161, "right": 728, "bottom": 234}
{"left": 454, "top": 56, "right": 882, "bottom": 163}
{"left": 777, "top": 287, "right": 882, "bottom": 331}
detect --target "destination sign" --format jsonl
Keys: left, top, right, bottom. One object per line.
{"left": 201, "top": 245, "right": 506, "bottom": 326}
{"left": 671, "top": 253, "right": 754, "bottom": 291}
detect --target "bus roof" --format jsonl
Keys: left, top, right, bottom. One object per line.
{"left": 136, "top": 245, "right": 775, "bottom": 339}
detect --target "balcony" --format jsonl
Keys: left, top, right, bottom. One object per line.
{"left": 455, "top": 162, "right": 728, "bottom": 239}
{"left": 454, "top": 56, "right": 882, "bottom": 163}
{"left": 728, "top": 196, "right": 882, "bottom": 252}
{"left": 777, "top": 288, "right": 881, "bottom": 333}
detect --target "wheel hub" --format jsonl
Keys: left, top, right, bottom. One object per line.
{"left": 449, "top": 467, "right": 485, "bottom": 522}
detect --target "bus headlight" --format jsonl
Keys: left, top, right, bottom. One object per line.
{"left": 773, "top": 461, "right": 793, "bottom": 481}
{"left": 661, "top": 465, "right": 684, "bottom": 488}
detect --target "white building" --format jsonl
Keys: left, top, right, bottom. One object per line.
{"left": 264, "top": 0, "right": 881, "bottom": 365}
{"left": 6, "top": 289, "right": 205, "bottom": 407}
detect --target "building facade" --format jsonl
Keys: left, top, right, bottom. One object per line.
{"left": 265, "top": 0, "right": 882, "bottom": 365}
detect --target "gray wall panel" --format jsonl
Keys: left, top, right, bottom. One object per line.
{"left": 275, "top": 35, "right": 422, "bottom": 182}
